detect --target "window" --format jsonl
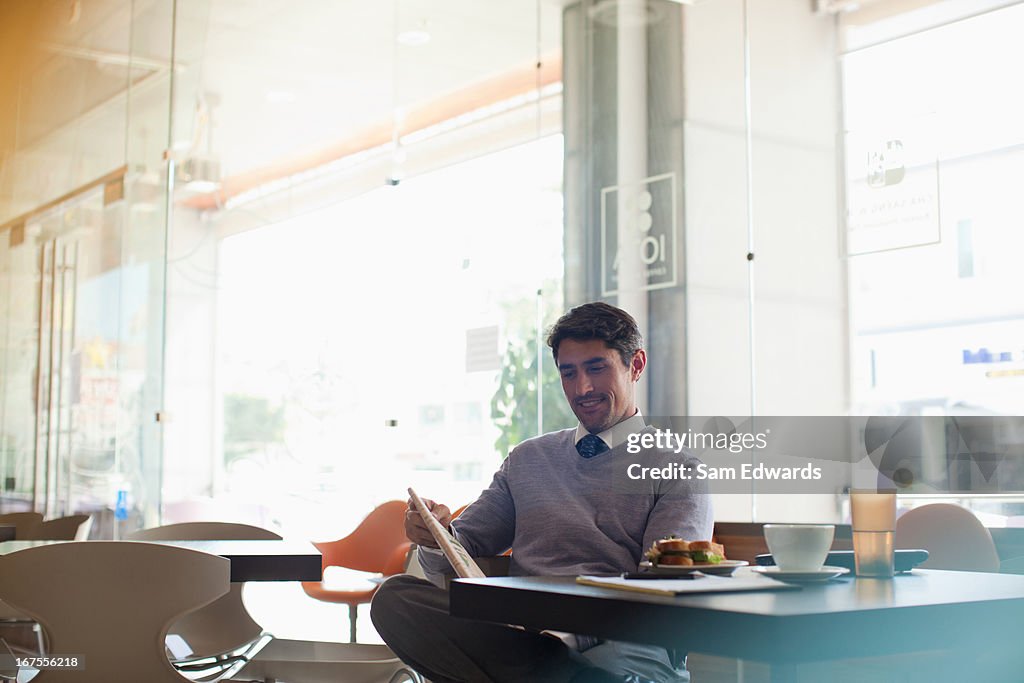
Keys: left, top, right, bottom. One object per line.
{"left": 843, "top": 2, "right": 1024, "bottom": 516}
{"left": 215, "top": 136, "right": 567, "bottom": 537}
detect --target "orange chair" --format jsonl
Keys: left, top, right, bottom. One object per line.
{"left": 301, "top": 501, "right": 410, "bottom": 643}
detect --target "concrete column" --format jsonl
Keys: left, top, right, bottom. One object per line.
{"left": 562, "top": 0, "right": 686, "bottom": 416}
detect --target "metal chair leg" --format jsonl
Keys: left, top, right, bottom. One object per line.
{"left": 349, "top": 604, "right": 358, "bottom": 643}
{"left": 388, "top": 668, "right": 424, "bottom": 683}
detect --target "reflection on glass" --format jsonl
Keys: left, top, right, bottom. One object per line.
{"left": 216, "top": 136, "right": 566, "bottom": 538}
{"left": 844, "top": 3, "right": 1024, "bottom": 522}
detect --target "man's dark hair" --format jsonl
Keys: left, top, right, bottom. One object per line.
{"left": 546, "top": 302, "right": 643, "bottom": 367}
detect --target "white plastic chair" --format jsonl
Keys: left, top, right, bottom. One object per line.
{"left": 127, "top": 522, "right": 424, "bottom": 683}
{"left": 0, "top": 598, "right": 44, "bottom": 656}
{"left": 0, "top": 513, "right": 43, "bottom": 539}
{"left": 27, "top": 515, "right": 92, "bottom": 541}
{"left": 128, "top": 522, "right": 282, "bottom": 681}
{"left": 233, "top": 640, "right": 422, "bottom": 683}
{"left": 0, "top": 540, "right": 230, "bottom": 683}
{"left": 0, "top": 638, "right": 20, "bottom": 681}
{"left": 0, "top": 514, "right": 93, "bottom": 657}
{"left": 895, "top": 503, "right": 1000, "bottom": 572}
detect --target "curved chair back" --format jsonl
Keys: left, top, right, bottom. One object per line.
{"left": 130, "top": 521, "right": 280, "bottom": 542}
{"left": 0, "top": 512, "right": 43, "bottom": 539}
{"left": 896, "top": 503, "right": 1000, "bottom": 572}
{"left": 0, "top": 541, "right": 229, "bottom": 683}
{"left": 0, "top": 515, "right": 91, "bottom": 655}
{"left": 315, "top": 501, "right": 408, "bottom": 574}
{"left": 128, "top": 522, "right": 281, "bottom": 666}
{"left": 30, "top": 514, "right": 92, "bottom": 541}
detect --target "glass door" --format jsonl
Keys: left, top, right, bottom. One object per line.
{"left": 1, "top": 183, "right": 138, "bottom": 526}
{"left": 1, "top": 203, "right": 88, "bottom": 517}
{"left": 32, "top": 224, "right": 79, "bottom": 518}
{"left": 1, "top": 219, "right": 44, "bottom": 512}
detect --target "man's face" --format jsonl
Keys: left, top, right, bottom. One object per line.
{"left": 556, "top": 338, "right": 646, "bottom": 434}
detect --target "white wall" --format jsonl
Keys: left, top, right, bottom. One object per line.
{"left": 684, "top": 0, "right": 847, "bottom": 522}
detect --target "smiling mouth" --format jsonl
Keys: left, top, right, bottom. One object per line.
{"left": 576, "top": 396, "right": 606, "bottom": 410}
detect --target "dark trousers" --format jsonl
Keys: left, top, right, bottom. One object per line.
{"left": 370, "top": 575, "right": 686, "bottom": 683}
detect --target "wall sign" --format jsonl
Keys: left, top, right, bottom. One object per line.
{"left": 600, "top": 172, "right": 678, "bottom": 296}
{"left": 844, "top": 126, "right": 941, "bottom": 256}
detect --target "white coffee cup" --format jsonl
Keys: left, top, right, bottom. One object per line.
{"left": 763, "top": 524, "right": 835, "bottom": 572}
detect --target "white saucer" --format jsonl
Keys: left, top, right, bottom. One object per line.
{"left": 751, "top": 565, "right": 850, "bottom": 582}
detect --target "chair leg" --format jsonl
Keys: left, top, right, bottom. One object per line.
{"left": 349, "top": 604, "right": 358, "bottom": 643}
{"left": 388, "top": 669, "right": 424, "bottom": 683}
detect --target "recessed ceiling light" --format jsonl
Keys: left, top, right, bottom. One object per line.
{"left": 397, "top": 29, "right": 431, "bottom": 47}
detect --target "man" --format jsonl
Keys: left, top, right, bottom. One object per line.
{"left": 371, "top": 302, "right": 712, "bottom": 683}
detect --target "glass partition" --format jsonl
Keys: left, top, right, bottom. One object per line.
{"left": 0, "top": 0, "right": 175, "bottom": 533}
{"left": 4, "top": 0, "right": 1022, "bottom": 535}
{"left": 213, "top": 137, "right": 565, "bottom": 538}
{"left": 158, "top": 0, "right": 563, "bottom": 534}
{"left": 682, "top": 0, "right": 1024, "bottom": 522}
{"left": 840, "top": 2, "right": 1024, "bottom": 520}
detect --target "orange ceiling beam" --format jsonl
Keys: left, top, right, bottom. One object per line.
{"left": 180, "top": 52, "right": 562, "bottom": 211}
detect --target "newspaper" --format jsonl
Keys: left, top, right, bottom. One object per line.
{"left": 576, "top": 574, "right": 799, "bottom": 596}
{"left": 407, "top": 487, "right": 486, "bottom": 579}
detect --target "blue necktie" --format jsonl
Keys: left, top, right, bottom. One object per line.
{"left": 576, "top": 434, "right": 609, "bottom": 458}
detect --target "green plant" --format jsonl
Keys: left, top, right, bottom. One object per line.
{"left": 490, "top": 335, "right": 575, "bottom": 458}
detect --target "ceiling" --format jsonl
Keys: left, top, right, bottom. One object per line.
{"left": 1, "top": 0, "right": 564, "bottom": 201}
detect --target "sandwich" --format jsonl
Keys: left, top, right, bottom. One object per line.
{"left": 649, "top": 538, "right": 694, "bottom": 566}
{"left": 645, "top": 537, "right": 726, "bottom": 566}
{"left": 688, "top": 540, "right": 726, "bottom": 564}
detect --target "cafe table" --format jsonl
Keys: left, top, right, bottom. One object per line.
{"left": 450, "top": 569, "right": 1024, "bottom": 682}
{"left": 0, "top": 539, "right": 322, "bottom": 582}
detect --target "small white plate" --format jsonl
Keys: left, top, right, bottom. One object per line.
{"left": 639, "top": 559, "right": 748, "bottom": 577}
{"left": 751, "top": 565, "right": 850, "bottom": 582}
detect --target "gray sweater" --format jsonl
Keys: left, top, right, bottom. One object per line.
{"left": 420, "top": 426, "right": 713, "bottom": 580}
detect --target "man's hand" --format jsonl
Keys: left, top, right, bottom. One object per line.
{"left": 405, "top": 497, "right": 452, "bottom": 548}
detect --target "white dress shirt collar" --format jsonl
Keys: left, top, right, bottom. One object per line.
{"left": 573, "top": 409, "right": 645, "bottom": 450}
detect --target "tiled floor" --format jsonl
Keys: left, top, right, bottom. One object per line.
{"left": 243, "top": 581, "right": 385, "bottom": 645}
